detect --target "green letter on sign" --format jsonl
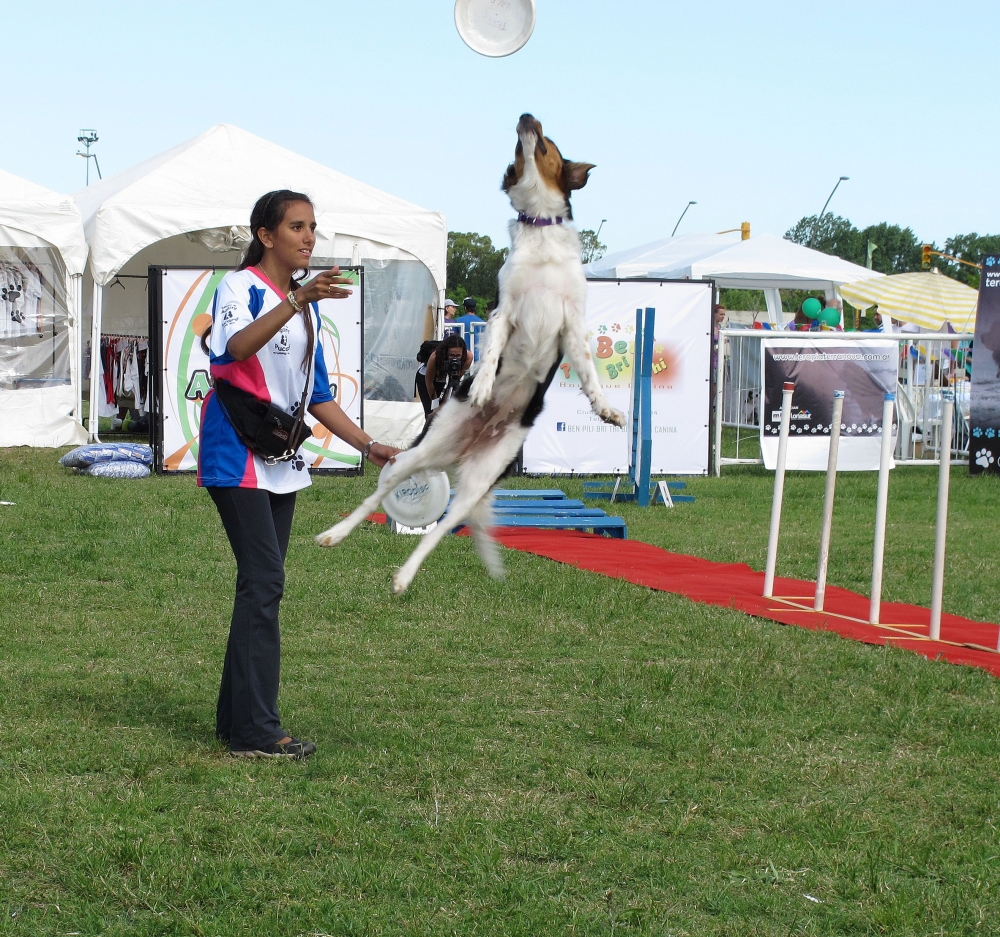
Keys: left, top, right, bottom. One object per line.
{"left": 185, "top": 370, "right": 212, "bottom": 401}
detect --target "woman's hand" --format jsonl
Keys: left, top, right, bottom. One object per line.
{"left": 366, "top": 443, "right": 401, "bottom": 468}
{"left": 295, "top": 268, "right": 354, "bottom": 305}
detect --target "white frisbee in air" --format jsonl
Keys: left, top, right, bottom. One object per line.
{"left": 454, "top": 0, "right": 536, "bottom": 58}
{"left": 380, "top": 465, "right": 450, "bottom": 529}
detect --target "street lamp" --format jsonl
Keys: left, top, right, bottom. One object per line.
{"left": 76, "top": 130, "right": 102, "bottom": 185}
{"left": 595, "top": 218, "right": 607, "bottom": 240}
{"left": 671, "top": 201, "right": 696, "bottom": 237}
{"left": 810, "top": 176, "right": 848, "bottom": 245}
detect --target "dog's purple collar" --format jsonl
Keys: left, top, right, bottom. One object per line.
{"left": 517, "top": 212, "right": 564, "bottom": 226}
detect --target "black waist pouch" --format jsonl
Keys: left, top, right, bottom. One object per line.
{"left": 213, "top": 379, "right": 310, "bottom": 463}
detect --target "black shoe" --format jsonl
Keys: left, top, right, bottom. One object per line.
{"left": 230, "top": 738, "right": 316, "bottom": 760}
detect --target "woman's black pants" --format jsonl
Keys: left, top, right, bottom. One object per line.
{"left": 208, "top": 486, "right": 296, "bottom": 750}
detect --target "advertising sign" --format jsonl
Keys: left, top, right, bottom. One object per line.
{"left": 761, "top": 338, "right": 897, "bottom": 471}
{"left": 523, "top": 279, "right": 712, "bottom": 474}
{"left": 154, "top": 266, "right": 363, "bottom": 473}
{"left": 970, "top": 255, "right": 1000, "bottom": 474}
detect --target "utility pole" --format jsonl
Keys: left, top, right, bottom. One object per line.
{"left": 809, "top": 176, "right": 848, "bottom": 246}
{"left": 76, "top": 130, "right": 101, "bottom": 185}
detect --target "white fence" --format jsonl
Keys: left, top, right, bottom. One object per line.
{"left": 714, "top": 328, "right": 974, "bottom": 475}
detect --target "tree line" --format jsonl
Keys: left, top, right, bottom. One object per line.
{"left": 785, "top": 214, "right": 999, "bottom": 289}
{"left": 446, "top": 229, "right": 606, "bottom": 314}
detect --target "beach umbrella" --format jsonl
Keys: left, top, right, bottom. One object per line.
{"left": 841, "top": 271, "right": 978, "bottom": 332}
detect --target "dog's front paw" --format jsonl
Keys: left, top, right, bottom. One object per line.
{"left": 315, "top": 521, "right": 351, "bottom": 548}
{"left": 599, "top": 406, "right": 627, "bottom": 428}
{"left": 392, "top": 567, "right": 415, "bottom": 594}
{"left": 468, "top": 384, "right": 492, "bottom": 410}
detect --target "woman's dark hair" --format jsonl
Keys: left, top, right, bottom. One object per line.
{"left": 439, "top": 332, "right": 468, "bottom": 357}
{"left": 202, "top": 189, "right": 315, "bottom": 371}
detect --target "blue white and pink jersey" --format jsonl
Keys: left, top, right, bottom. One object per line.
{"left": 197, "top": 267, "right": 334, "bottom": 494}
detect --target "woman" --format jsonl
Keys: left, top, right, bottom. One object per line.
{"left": 199, "top": 189, "right": 397, "bottom": 760}
{"left": 420, "top": 332, "right": 473, "bottom": 415}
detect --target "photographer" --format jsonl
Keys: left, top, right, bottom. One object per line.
{"left": 421, "top": 332, "right": 473, "bottom": 415}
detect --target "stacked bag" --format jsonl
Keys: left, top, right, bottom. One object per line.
{"left": 59, "top": 443, "right": 153, "bottom": 479}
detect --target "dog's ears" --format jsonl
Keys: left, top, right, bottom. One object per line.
{"left": 501, "top": 162, "right": 518, "bottom": 192}
{"left": 562, "top": 161, "right": 595, "bottom": 191}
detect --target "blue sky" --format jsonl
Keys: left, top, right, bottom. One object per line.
{"left": 4, "top": 1, "right": 993, "bottom": 254}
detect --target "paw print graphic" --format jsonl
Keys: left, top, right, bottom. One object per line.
{"left": 611, "top": 323, "right": 621, "bottom": 332}
{"left": 973, "top": 427, "right": 983, "bottom": 438}
{"left": 624, "top": 324, "right": 635, "bottom": 333}
{"left": 987, "top": 428, "right": 996, "bottom": 439}
{"left": 598, "top": 324, "right": 608, "bottom": 334}
{"left": 976, "top": 448, "right": 994, "bottom": 469}
{"left": 291, "top": 455, "right": 305, "bottom": 471}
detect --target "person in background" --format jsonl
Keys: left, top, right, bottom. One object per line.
{"left": 462, "top": 297, "right": 481, "bottom": 317}
{"left": 712, "top": 303, "right": 727, "bottom": 373}
{"left": 443, "top": 298, "right": 458, "bottom": 321}
{"left": 423, "top": 332, "right": 473, "bottom": 414}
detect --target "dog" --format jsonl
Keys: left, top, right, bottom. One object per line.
{"left": 316, "top": 114, "right": 626, "bottom": 593}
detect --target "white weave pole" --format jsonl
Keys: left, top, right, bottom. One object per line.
{"left": 929, "top": 390, "right": 955, "bottom": 641}
{"left": 763, "top": 381, "right": 795, "bottom": 598}
{"left": 814, "top": 390, "right": 846, "bottom": 612}
{"left": 869, "top": 393, "right": 896, "bottom": 625}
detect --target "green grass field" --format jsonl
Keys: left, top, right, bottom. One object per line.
{"left": 2, "top": 448, "right": 1000, "bottom": 936}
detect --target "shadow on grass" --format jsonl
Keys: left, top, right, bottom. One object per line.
{"left": 35, "top": 671, "right": 213, "bottom": 743}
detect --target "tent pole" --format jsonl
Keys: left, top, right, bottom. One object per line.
{"left": 89, "top": 278, "right": 103, "bottom": 442}
{"left": 713, "top": 329, "right": 725, "bottom": 477}
{"left": 69, "top": 274, "right": 83, "bottom": 430}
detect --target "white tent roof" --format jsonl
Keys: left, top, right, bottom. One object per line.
{"left": 583, "top": 232, "right": 739, "bottom": 279}
{"left": 0, "top": 168, "right": 88, "bottom": 275}
{"left": 74, "top": 124, "right": 446, "bottom": 289}
{"left": 649, "top": 233, "right": 880, "bottom": 290}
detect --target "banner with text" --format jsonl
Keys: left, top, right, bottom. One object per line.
{"left": 761, "top": 338, "right": 897, "bottom": 471}
{"left": 523, "top": 279, "right": 712, "bottom": 474}
{"left": 157, "top": 266, "right": 363, "bottom": 473}
{"left": 970, "top": 254, "right": 1000, "bottom": 474}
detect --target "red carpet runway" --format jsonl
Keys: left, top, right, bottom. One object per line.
{"left": 370, "top": 515, "right": 1000, "bottom": 677}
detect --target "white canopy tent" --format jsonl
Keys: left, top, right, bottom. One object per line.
{"left": 0, "top": 169, "right": 88, "bottom": 447}
{"left": 583, "top": 232, "right": 741, "bottom": 279}
{"left": 75, "top": 123, "right": 447, "bottom": 439}
{"left": 587, "top": 232, "right": 880, "bottom": 325}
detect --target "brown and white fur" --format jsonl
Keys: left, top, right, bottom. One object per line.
{"left": 315, "top": 114, "right": 626, "bottom": 593}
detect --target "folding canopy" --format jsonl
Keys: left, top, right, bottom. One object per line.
{"left": 75, "top": 124, "right": 447, "bottom": 439}
{"left": 0, "top": 169, "right": 88, "bottom": 447}
{"left": 587, "top": 232, "right": 880, "bottom": 325}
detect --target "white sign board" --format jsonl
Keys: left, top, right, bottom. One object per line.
{"left": 523, "top": 279, "right": 712, "bottom": 475}
{"left": 158, "top": 266, "right": 363, "bottom": 472}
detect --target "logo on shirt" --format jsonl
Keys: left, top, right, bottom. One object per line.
{"left": 221, "top": 302, "right": 239, "bottom": 324}
{"left": 273, "top": 328, "right": 290, "bottom": 355}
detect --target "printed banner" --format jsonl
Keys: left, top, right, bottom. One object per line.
{"left": 158, "top": 267, "right": 363, "bottom": 473}
{"left": 761, "top": 339, "right": 898, "bottom": 471}
{"left": 970, "top": 255, "right": 1000, "bottom": 474}
{"left": 523, "top": 279, "right": 712, "bottom": 474}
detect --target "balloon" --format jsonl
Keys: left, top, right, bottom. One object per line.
{"left": 819, "top": 307, "right": 841, "bottom": 327}
{"left": 802, "top": 297, "right": 822, "bottom": 318}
